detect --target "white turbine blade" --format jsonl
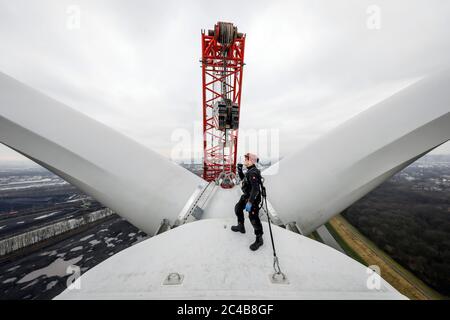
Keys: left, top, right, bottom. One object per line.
{"left": 264, "top": 70, "right": 450, "bottom": 235}
{"left": 0, "top": 72, "right": 207, "bottom": 235}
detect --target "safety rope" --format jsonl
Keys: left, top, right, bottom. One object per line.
{"left": 260, "top": 179, "right": 286, "bottom": 281}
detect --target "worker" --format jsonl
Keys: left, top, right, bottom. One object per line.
{"left": 231, "top": 152, "right": 264, "bottom": 251}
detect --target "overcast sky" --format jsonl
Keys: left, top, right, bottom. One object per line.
{"left": 0, "top": 0, "right": 449, "bottom": 164}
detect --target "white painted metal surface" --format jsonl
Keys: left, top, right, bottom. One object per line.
{"left": 0, "top": 72, "right": 207, "bottom": 235}
{"left": 201, "top": 186, "right": 242, "bottom": 219}
{"left": 264, "top": 70, "right": 450, "bottom": 235}
{"left": 55, "top": 219, "right": 405, "bottom": 300}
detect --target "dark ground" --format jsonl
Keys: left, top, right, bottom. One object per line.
{"left": 343, "top": 156, "right": 450, "bottom": 296}
{"left": 0, "top": 166, "right": 148, "bottom": 300}
{"left": 0, "top": 214, "right": 147, "bottom": 299}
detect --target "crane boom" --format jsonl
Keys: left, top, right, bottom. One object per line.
{"left": 201, "top": 22, "right": 246, "bottom": 187}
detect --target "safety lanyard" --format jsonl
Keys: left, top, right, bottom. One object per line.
{"left": 260, "top": 180, "right": 286, "bottom": 281}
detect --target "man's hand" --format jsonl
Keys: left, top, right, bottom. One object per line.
{"left": 237, "top": 163, "right": 243, "bottom": 171}
{"left": 245, "top": 202, "right": 252, "bottom": 212}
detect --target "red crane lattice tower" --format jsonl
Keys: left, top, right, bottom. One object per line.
{"left": 201, "top": 22, "right": 246, "bottom": 183}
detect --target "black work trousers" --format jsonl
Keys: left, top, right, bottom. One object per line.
{"left": 234, "top": 195, "right": 263, "bottom": 236}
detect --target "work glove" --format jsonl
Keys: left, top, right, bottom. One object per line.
{"left": 245, "top": 202, "right": 252, "bottom": 213}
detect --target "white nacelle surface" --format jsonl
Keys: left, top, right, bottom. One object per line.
{"left": 56, "top": 219, "right": 405, "bottom": 300}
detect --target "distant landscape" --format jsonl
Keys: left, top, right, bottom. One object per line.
{"left": 343, "top": 154, "right": 450, "bottom": 296}
{"left": 0, "top": 164, "right": 147, "bottom": 299}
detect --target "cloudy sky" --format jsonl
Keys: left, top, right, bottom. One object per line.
{"left": 0, "top": 0, "right": 449, "bottom": 164}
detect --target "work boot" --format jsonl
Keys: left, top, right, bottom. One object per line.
{"left": 250, "top": 235, "right": 263, "bottom": 251}
{"left": 231, "top": 222, "right": 245, "bottom": 233}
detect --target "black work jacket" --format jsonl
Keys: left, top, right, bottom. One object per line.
{"left": 238, "top": 164, "right": 262, "bottom": 204}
